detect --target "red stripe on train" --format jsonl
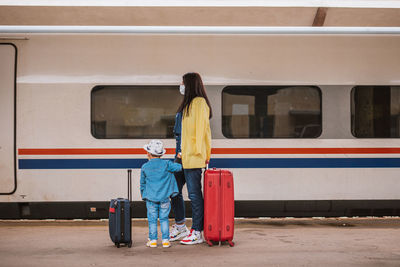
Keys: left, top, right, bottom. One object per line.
{"left": 18, "top": 148, "right": 400, "bottom": 155}
{"left": 18, "top": 148, "right": 174, "bottom": 155}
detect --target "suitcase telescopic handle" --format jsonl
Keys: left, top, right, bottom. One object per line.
{"left": 127, "top": 169, "right": 132, "bottom": 202}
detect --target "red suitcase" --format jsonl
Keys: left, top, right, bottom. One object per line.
{"left": 203, "top": 168, "right": 235, "bottom": 247}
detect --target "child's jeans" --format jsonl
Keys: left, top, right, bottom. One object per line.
{"left": 146, "top": 199, "right": 171, "bottom": 240}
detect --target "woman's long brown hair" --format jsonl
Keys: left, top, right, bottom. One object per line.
{"left": 177, "top": 72, "right": 213, "bottom": 118}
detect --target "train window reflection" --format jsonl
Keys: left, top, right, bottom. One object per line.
{"left": 222, "top": 86, "right": 322, "bottom": 138}
{"left": 91, "top": 86, "right": 181, "bottom": 139}
{"left": 351, "top": 86, "right": 400, "bottom": 138}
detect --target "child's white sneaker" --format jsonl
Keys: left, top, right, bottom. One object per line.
{"left": 162, "top": 239, "right": 171, "bottom": 248}
{"left": 169, "top": 224, "right": 189, "bottom": 241}
{"left": 146, "top": 239, "right": 157, "bottom": 248}
{"left": 180, "top": 229, "right": 203, "bottom": 245}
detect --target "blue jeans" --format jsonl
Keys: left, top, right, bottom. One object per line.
{"left": 185, "top": 168, "right": 204, "bottom": 231}
{"left": 146, "top": 199, "right": 171, "bottom": 240}
{"left": 171, "top": 165, "right": 186, "bottom": 224}
{"left": 171, "top": 168, "right": 204, "bottom": 231}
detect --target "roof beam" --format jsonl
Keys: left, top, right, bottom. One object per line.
{"left": 2, "top": 26, "right": 400, "bottom": 35}
{"left": 312, "top": 7, "right": 328, "bottom": 26}
{"left": 1, "top": 1, "right": 400, "bottom": 8}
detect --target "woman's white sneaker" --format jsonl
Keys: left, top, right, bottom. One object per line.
{"left": 180, "top": 229, "right": 203, "bottom": 245}
{"left": 169, "top": 224, "right": 189, "bottom": 241}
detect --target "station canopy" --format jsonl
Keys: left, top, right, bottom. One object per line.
{"left": 0, "top": 0, "right": 399, "bottom": 27}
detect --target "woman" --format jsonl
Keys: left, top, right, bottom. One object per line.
{"left": 169, "top": 72, "right": 212, "bottom": 245}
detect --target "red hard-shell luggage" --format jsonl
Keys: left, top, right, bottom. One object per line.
{"left": 203, "top": 168, "right": 235, "bottom": 247}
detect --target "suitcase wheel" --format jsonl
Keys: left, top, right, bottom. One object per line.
{"left": 228, "top": 240, "right": 235, "bottom": 247}
{"left": 206, "top": 240, "right": 213, "bottom": 247}
{"left": 116, "top": 242, "right": 120, "bottom": 248}
{"left": 128, "top": 241, "right": 132, "bottom": 248}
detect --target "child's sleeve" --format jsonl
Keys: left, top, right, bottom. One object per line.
{"left": 167, "top": 160, "right": 182, "bottom": 173}
{"left": 140, "top": 168, "right": 146, "bottom": 199}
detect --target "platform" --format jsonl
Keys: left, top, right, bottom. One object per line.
{"left": 1, "top": 218, "right": 399, "bottom": 267}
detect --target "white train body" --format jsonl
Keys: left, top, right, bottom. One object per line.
{"left": 1, "top": 27, "right": 400, "bottom": 218}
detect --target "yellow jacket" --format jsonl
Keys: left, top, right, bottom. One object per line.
{"left": 181, "top": 97, "right": 211, "bottom": 169}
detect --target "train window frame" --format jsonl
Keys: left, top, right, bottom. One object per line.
{"left": 90, "top": 85, "right": 181, "bottom": 139}
{"left": 221, "top": 85, "right": 323, "bottom": 139}
{"left": 351, "top": 85, "right": 400, "bottom": 138}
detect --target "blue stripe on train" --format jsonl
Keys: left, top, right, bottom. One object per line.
{"left": 18, "top": 158, "right": 400, "bottom": 169}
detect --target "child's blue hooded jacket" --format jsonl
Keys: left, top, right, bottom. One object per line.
{"left": 140, "top": 158, "right": 181, "bottom": 202}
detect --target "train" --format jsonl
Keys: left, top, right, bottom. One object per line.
{"left": 1, "top": 23, "right": 400, "bottom": 219}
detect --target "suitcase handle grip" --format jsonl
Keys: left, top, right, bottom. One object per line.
{"left": 128, "top": 169, "right": 132, "bottom": 202}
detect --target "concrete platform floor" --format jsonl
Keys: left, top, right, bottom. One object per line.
{"left": 1, "top": 218, "right": 400, "bottom": 267}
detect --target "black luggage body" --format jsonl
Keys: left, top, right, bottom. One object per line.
{"left": 108, "top": 169, "right": 133, "bottom": 248}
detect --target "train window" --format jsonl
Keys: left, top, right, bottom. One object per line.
{"left": 222, "top": 86, "right": 322, "bottom": 138}
{"left": 351, "top": 86, "right": 400, "bottom": 138}
{"left": 91, "top": 86, "right": 181, "bottom": 139}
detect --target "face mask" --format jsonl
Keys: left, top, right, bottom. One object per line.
{"left": 179, "top": 84, "right": 185, "bottom": 95}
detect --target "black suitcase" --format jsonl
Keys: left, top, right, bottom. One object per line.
{"left": 109, "top": 169, "right": 133, "bottom": 248}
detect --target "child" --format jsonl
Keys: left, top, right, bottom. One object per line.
{"left": 140, "top": 139, "right": 182, "bottom": 248}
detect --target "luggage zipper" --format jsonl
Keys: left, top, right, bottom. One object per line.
{"left": 121, "top": 201, "right": 125, "bottom": 241}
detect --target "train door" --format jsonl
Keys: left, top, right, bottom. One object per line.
{"left": 0, "top": 44, "right": 16, "bottom": 194}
